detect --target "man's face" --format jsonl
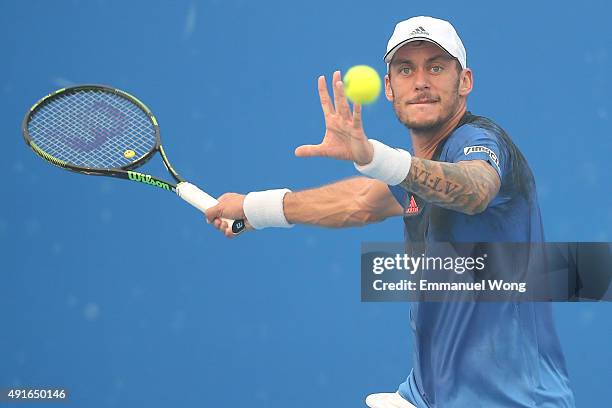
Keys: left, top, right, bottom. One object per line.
{"left": 385, "top": 41, "right": 472, "bottom": 132}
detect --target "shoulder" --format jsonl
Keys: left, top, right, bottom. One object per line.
{"left": 441, "top": 117, "right": 506, "bottom": 178}
{"left": 444, "top": 116, "right": 505, "bottom": 155}
{"left": 450, "top": 113, "right": 537, "bottom": 203}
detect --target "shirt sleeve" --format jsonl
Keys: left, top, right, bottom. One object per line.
{"left": 445, "top": 127, "right": 507, "bottom": 181}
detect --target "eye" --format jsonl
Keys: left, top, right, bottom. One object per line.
{"left": 400, "top": 67, "right": 412, "bottom": 75}
{"left": 430, "top": 65, "right": 444, "bottom": 73}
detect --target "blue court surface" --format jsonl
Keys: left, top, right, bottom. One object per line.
{"left": 1, "top": 1, "right": 610, "bottom": 406}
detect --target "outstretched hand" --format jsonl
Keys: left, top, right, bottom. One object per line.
{"left": 295, "top": 70, "right": 374, "bottom": 166}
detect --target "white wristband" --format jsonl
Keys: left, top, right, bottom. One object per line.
{"left": 354, "top": 139, "right": 412, "bottom": 185}
{"left": 243, "top": 189, "right": 293, "bottom": 230}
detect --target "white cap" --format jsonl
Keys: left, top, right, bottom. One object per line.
{"left": 384, "top": 16, "right": 467, "bottom": 69}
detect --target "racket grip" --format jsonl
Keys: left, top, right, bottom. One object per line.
{"left": 175, "top": 182, "right": 246, "bottom": 235}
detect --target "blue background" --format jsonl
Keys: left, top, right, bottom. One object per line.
{"left": 1, "top": 0, "right": 610, "bottom": 407}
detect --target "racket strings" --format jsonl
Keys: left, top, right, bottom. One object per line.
{"left": 28, "top": 89, "right": 157, "bottom": 169}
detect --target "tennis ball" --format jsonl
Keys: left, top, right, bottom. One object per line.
{"left": 343, "top": 65, "right": 381, "bottom": 105}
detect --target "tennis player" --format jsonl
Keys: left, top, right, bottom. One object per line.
{"left": 206, "top": 16, "right": 575, "bottom": 408}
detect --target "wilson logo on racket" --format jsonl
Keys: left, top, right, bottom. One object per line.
{"left": 127, "top": 171, "right": 171, "bottom": 190}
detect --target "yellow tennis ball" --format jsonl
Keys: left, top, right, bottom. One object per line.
{"left": 343, "top": 65, "right": 381, "bottom": 105}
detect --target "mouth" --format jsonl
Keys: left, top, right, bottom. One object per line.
{"left": 408, "top": 99, "right": 439, "bottom": 105}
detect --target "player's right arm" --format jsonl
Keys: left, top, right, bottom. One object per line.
{"left": 205, "top": 177, "right": 403, "bottom": 237}
{"left": 284, "top": 177, "right": 403, "bottom": 227}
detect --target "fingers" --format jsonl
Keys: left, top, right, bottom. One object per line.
{"left": 352, "top": 102, "right": 362, "bottom": 129}
{"left": 205, "top": 203, "right": 222, "bottom": 224}
{"left": 205, "top": 193, "right": 247, "bottom": 239}
{"left": 221, "top": 220, "right": 234, "bottom": 239}
{"left": 332, "top": 71, "right": 351, "bottom": 119}
{"left": 318, "top": 75, "right": 334, "bottom": 116}
{"left": 319, "top": 71, "right": 351, "bottom": 118}
{"left": 207, "top": 215, "right": 235, "bottom": 239}
{"left": 295, "top": 144, "right": 323, "bottom": 157}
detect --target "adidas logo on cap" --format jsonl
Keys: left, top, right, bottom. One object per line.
{"left": 409, "top": 26, "right": 429, "bottom": 36}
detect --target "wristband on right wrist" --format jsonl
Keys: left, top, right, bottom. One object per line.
{"left": 243, "top": 189, "right": 293, "bottom": 230}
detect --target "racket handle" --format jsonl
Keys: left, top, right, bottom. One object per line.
{"left": 175, "top": 182, "right": 246, "bottom": 235}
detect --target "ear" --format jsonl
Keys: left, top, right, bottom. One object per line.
{"left": 458, "top": 68, "right": 473, "bottom": 97}
{"left": 384, "top": 74, "right": 394, "bottom": 101}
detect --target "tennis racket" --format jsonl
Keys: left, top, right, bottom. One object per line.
{"left": 22, "top": 84, "right": 246, "bottom": 234}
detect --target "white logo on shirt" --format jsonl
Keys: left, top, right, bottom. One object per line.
{"left": 463, "top": 145, "right": 500, "bottom": 169}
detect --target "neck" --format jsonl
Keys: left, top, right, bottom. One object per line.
{"left": 410, "top": 106, "right": 466, "bottom": 159}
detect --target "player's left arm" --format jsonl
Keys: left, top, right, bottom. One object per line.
{"left": 399, "top": 157, "right": 501, "bottom": 215}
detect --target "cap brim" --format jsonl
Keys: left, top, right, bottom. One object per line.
{"left": 384, "top": 37, "right": 452, "bottom": 64}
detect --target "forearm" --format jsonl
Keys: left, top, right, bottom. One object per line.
{"left": 283, "top": 177, "right": 396, "bottom": 228}
{"left": 400, "top": 157, "right": 499, "bottom": 215}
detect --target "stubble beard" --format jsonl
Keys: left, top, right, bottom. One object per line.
{"left": 392, "top": 79, "right": 462, "bottom": 133}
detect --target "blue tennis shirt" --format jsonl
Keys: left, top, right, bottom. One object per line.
{"left": 388, "top": 113, "right": 575, "bottom": 407}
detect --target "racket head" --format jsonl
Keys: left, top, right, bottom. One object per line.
{"left": 22, "top": 85, "right": 161, "bottom": 174}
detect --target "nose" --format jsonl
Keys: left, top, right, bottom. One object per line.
{"left": 413, "top": 68, "right": 430, "bottom": 91}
